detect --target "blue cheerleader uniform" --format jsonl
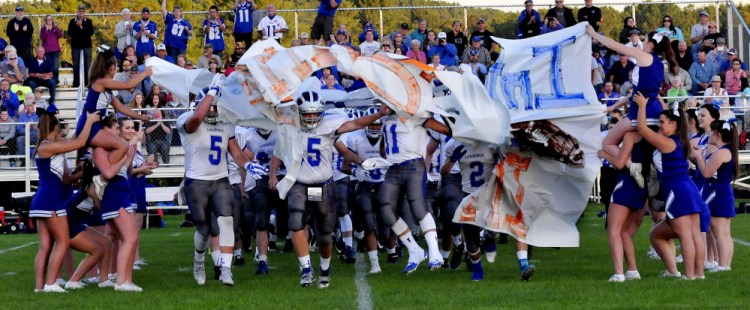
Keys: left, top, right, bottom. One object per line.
{"left": 628, "top": 53, "right": 664, "bottom": 126}
{"left": 660, "top": 135, "right": 709, "bottom": 220}
{"left": 702, "top": 145, "right": 736, "bottom": 218}
{"left": 63, "top": 190, "right": 89, "bottom": 238}
{"left": 129, "top": 150, "right": 148, "bottom": 214}
{"left": 692, "top": 134, "right": 710, "bottom": 190}
{"left": 30, "top": 151, "right": 68, "bottom": 218}
{"left": 101, "top": 164, "right": 133, "bottom": 221}
{"left": 75, "top": 89, "right": 113, "bottom": 145}
{"left": 611, "top": 138, "right": 650, "bottom": 209}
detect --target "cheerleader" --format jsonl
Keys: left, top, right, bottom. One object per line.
{"left": 690, "top": 104, "right": 720, "bottom": 268}
{"left": 121, "top": 118, "right": 155, "bottom": 268}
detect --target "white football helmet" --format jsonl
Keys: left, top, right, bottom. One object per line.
{"left": 364, "top": 106, "right": 382, "bottom": 139}
{"left": 256, "top": 127, "right": 272, "bottom": 136}
{"left": 297, "top": 91, "right": 325, "bottom": 130}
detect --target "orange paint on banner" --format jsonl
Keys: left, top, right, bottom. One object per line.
{"left": 365, "top": 54, "right": 421, "bottom": 115}
{"left": 504, "top": 210, "right": 528, "bottom": 239}
{"left": 460, "top": 196, "right": 477, "bottom": 221}
{"left": 485, "top": 163, "right": 505, "bottom": 230}
{"left": 401, "top": 59, "right": 435, "bottom": 71}
{"left": 505, "top": 153, "right": 532, "bottom": 205}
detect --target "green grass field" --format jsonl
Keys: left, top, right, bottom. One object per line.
{"left": 1, "top": 204, "right": 748, "bottom": 309}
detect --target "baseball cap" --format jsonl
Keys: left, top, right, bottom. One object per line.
{"left": 157, "top": 44, "right": 166, "bottom": 51}
{"left": 400, "top": 23, "right": 410, "bottom": 30}
{"left": 300, "top": 32, "right": 309, "bottom": 39}
{"left": 437, "top": 32, "right": 447, "bottom": 39}
{"left": 15, "top": 6, "right": 23, "bottom": 11}
{"left": 129, "top": 66, "right": 139, "bottom": 73}
{"left": 477, "top": 18, "right": 485, "bottom": 24}
{"left": 629, "top": 29, "right": 641, "bottom": 36}
{"left": 185, "top": 60, "right": 193, "bottom": 66}
{"left": 472, "top": 36, "right": 482, "bottom": 42}
{"left": 711, "top": 75, "right": 721, "bottom": 82}
{"left": 204, "top": 43, "right": 214, "bottom": 49}
{"left": 78, "top": 4, "right": 87, "bottom": 11}
{"left": 699, "top": 10, "right": 709, "bottom": 17}
{"left": 469, "top": 50, "right": 478, "bottom": 56}
{"left": 716, "top": 37, "right": 726, "bottom": 45}
{"left": 728, "top": 48, "right": 737, "bottom": 55}
{"left": 142, "top": 7, "right": 150, "bottom": 13}
{"left": 524, "top": 0, "right": 533, "bottom": 4}
{"left": 336, "top": 29, "right": 347, "bottom": 36}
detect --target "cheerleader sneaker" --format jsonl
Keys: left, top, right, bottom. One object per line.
{"left": 658, "top": 270, "right": 682, "bottom": 278}
{"left": 98, "top": 280, "right": 116, "bottom": 288}
{"left": 608, "top": 274, "right": 625, "bottom": 283}
{"left": 625, "top": 270, "right": 641, "bottom": 280}
{"left": 64, "top": 281, "right": 85, "bottom": 290}
{"left": 42, "top": 284, "right": 67, "bottom": 293}
{"left": 114, "top": 282, "right": 143, "bottom": 292}
{"left": 55, "top": 278, "right": 66, "bottom": 286}
{"left": 709, "top": 266, "right": 731, "bottom": 273}
{"left": 647, "top": 247, "right": 660, "bottom": 260}
{"left": 675, "top": 254, "right": 683, "bottom": 263}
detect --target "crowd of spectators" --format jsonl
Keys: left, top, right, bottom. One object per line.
{"left": 1, "top": 0, "right": 749, "bottom": 165}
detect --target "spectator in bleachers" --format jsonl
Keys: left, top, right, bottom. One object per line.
{"left": 1, "top": 51, "right": 26, "bottom": 84}
{"left": 578, "top": 0, "right": 602, "bottom": 32}
{"left": 356, "top": 20, "right": 379, "bottom": 44}
{"left": 411, "top": 19, "right": 428, "bottom": 45}
{"left": 0, "top": 79, "right": 20, "bottom": 118}
{"left": 704, "top": 75, "right": 728, "bottom": 106}
{"left": 625, "top": 29, "right": 642, "bottom": 51}
{"left": 392, "top": 32, "right": 408, "bottom": 53}
{"left": 428, "top": 32, "right": 457, "bottom": 67}
{"left": 147, "top": 84, "right": 170, "bottom": 104}
{"left": 467, "top": 50, "right": 487, "bottom": 82}
{"left": 300, "top": 32, "right": 311, "bottom": 45}
{"left": 155, "top": 44, "right": 175, "bottom": 64}
{"left": 127, "top": 92, "right": 145, "bottom": 116}
{"left": 33, "top": 87, "right": 48, "bottom": 109}
{"left": 607, "top": 54, "right": 634, "bottom": 92}
{"left": 15, "top": 96, "right": 37, "bottom": 164}
{"left": 619, "top": 70, "right": 634, "bottom": 96}
{"left": 184, "top": 60, "right": 194, "bottom": 69}
{"left": 226, "top": 42, "right": 245, "bottom": 70}
{"left": 666, "top": 61, "right": 692, "bottom": 92}
{"left": 321, "top": 74, "right": 345, "bottom": 91}
{"left": 593, "top": 49, "right": 608, "bottom": 77}
{"left": 208, "top": 59, "right": 221, "bottom": 75}
{"left": 675, "top": 41, "right": 693, "bottom": 71}
{"left": 598, "top": 81, "right": 617, "bottom": 106}
{"left": 144, "top": 98, "right": 171, "bottom": 164}
{"left": 725, "top": 59, "right": 747, "bottom": 96}
{"left": 122, "top": 45, "right": 138, "bottom": 65}
{"left": 359, "top": 30, "right": 380, "bottom": 56}
{"left": 592, "top": 54, "right": 603, "bottom": 93}
{"left": 39, "top": 15, "right": 63, "bottom": 82}
{"left": 618, "top": 17, "right": 638, "bottom": 44}
{"left": 390, "top": 23, "right": 413, "bottom": 48}
{"left": 134, "top": 7, "right": 158, "bottom": 58}
{"left": 291, "top": 39, "right": 301, "bottom": 47}
{"left": 162, "top": 1, "right": 193, "bottom": 62}
{"left": 115, "top": 60, "right": 132, "bottom": 81}
{"left": 517, "top": 0, "right": 542, "bottom": 39}
{"left": 422, "top": 30, "right": 437, "bottom": 54}
{"left": 204, "top": 5, "right": 227, "bottom": 57}
{"left": 115, "top": 8, "right": 135, "bottom": 55}
{"left": 447, "top": 21, "right": 468, "bottom": 58}
{"left": 540, "top": 17, "right": 564, "bottom": 34}
{"left": 0, "top": 38, "right": 7, "bottom": 61}
{"left": 25, "top": 46, "right": 56, "bottom": 103}
{"left": 258, "top": 4, "right": 289, "bottom": 43}
{"left": 406, "top": 40, "right": 426, "bottom": 63}
{"left": 707, "top": 38, "right": 729, "bottom": 73}
{"left": 430, "top": 54, "right": 444, "bottom": 71}
{"left": 461, "top": 36, "right": 491, "bottom": 68}
{"left": 233, "top": 0, "right": 257, "bottom": 49}
{"left": 544, "top": 0, "right": 576, "bottom": 28}
{"left": 721, "top": 48, "right": 747, "bottom": 72}
{"left": 176, "top": 54, "right": 187, "bottom": 68}
{"left": 690, "top": 11, "right": 710, "bottom": 56}
{"left": 2, "top": 46, "right": 24, "bottom": 67}
{"left": 0, "top": 108, "right": 16, "bottom": 165}
{"left": 690, "top": 51, "right": 717, "bottom": 94}
{"left": 380, "top": 38, "right": 393, "bottom": 53}
{"left": 656, "top": 15, "right": 684, "bottom": 42}
{"left": 163, "top": 92, "right": 186, "bottom": 146}
{"left": 470, "top": 18, "right": 496, "bottom": 57}
{"left": 68, "top": 5, "right": 94, "bottom": 88}
{"left": 666, "top": 76, "right": 688, "bottom": 103}
{"left": 116, "top": 66, "right": 145, "bottom": 104}
{"left": 310, "top": 0, "right": 342, "bottom": 45}
{"left": 5, "top": 6, "right": 33, "bottom": 66}
{"left": 197, "top": 44, "right": 223, "bottom": 69}
{"left": 701, "top": 23, "right": 723, "bottom": 53}
{"left": 393, "top": 47, "right": 404, "bottom": 56}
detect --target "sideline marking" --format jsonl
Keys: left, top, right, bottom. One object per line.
{"left": 354, "top": 253, "right": 374, "bottom": 310}
{"left": 0, "top": 242, "right": 37, "bottom": 255}
{"left": 733, "top": 238, "right": 750, "bottom": 247}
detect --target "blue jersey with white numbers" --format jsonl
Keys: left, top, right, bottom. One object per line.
{"left": 164, "top": 13, "right": 192, "bottom": 50}
{"left": 133, "top": 20, "right": 158, "bottom": 57}
{"left": 203, "top": 18, "right": 226, "bottom": 52}
{"left": 234, "top": 2, "right": 254, "bottom": 34}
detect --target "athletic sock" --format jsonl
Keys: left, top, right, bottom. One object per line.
{"left": 517, "top": 251, "right": 529, "bottom": 269}
{"left": 387, "top": 247, "right": 396, "bottom": 255}
{"left": 453, "top": 234, "right": 463, "bottom": 246}
{"left": 343, "top": 236, "right": 353, "bottom": 248}
{"left": 211, "top": 251, "right": 221, "bottom": 266}
{"left": 298, "top": 255, "right": 311, "bottom": 269}
{"left": 194, "top": 251, "right": 205, "bottom": 262}
{"left": 368, "top": 250, "right": 378, "bottom": 261}
{"left": 233, "top": 249, "right": 242, "bottom": 256}
{"left": 320, "top": 257, "right": 331, "bottom": 270}
{"left": 441, "top": 250, "right": 450, "bottom": 259}
{"left": 258, "top": 255, "right": 268, "bottom": 262}
{"left": 221, "top": 253, "right": 232, "bottom": 268}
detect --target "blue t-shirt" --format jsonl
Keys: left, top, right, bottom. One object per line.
{"left": 317, "top": 0, "right": 342, "bottom": 17}
{"left": 234, "top": 2, "right": 254, "bottom": 34}
{"left": 203, "top": 18, "right": 226, "bottom": 52}
{"left": 133, "top": 20, "right": 158, "bottom": 57}
{"left": 164, "top": 13, "right": 192, "bottom": 50}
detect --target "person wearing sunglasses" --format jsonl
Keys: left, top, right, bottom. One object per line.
{"left": 656, "top": 15, "right": 684, "bottom": 42}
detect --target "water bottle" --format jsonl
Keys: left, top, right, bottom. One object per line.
{"left": 63, "top": 78, "right": 68, "bottom": 87}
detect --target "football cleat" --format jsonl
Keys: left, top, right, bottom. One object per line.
{"left": 341, "top": 247, "right": 356, "bottom": 264}
{"left": 318, "top": 268, "right": 331, "bottom": 289}
{"left": 403, "top": 251, "right": 427, "bottom": 274}
{"left": 386, "top": 253, "right": 399, "bottom": 264}
{"left": 193, "top": 260, "right": 206, "bottom": 286}
{"left": 268, "top": 241, "right": 278, "bottom": 252}
{"left": 220, "top": 266, "right": 234, "bottom": 286}
{"left": 234, "top": 255, "right": 245, "bottom": 266}
{"left": 255, "top": 261, "right": 269, "bottom": 275}
{"left": 471, "top": 262, "right": 484, "bottom": 281}
{"left": 300, "top": 267, "right": 315, "bottom": 287}
{"left": 449, "top": 243, "right": 465, "bottom": 270}
{"left": 428, "top": 259, "right": 443, "bottom": 270}
{"left": 521, "top": 264, "right": 536, "bottom": 281}
{"left": 283, "top": 239, "right": 295, "bottom": 253}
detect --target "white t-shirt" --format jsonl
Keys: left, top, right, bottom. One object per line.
{"left": 296, "top": 114, "right": 348, "bottom": 184}
{"left": 178, "top": 111, "right": 236, "bottom": 181}
{"left": 380, "top": 114, "right": 428, "bottom": 164}
{"left": 346, "top": 130, "right": 385, "bottom": 183}
{"left": 444, "top": 139, "right": 498, "bottom": 193}
{"left": 257, "top": 14, "right": 288, "bottom": 40}
{"left": 359, "top": 41, "right": 381, "bottom": 57}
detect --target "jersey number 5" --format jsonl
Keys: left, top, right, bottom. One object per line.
{"left": 209, "top": 135, "right": 222, "bottom": 166}
{"left": 307, "top": 138, "right": 322, "bottom": 167}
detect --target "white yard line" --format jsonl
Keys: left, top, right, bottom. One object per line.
{"left": 354, "top": 253, "right": 374, "bottom": 310}
{"left": 0, "top": 242, "right": 38, "bottom": 255}
{"left": 733, "top": 238, "right": 750, "bottom": 247}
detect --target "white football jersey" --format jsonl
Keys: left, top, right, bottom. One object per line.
{"left": 429, "top": 122, "right": 460, "bottom": 175}
{"left": 445, "top": 139, "right": 498, "bottom": 194}
{"left": 346, "top": 130, "right": 385, "bottom": 183}
{"left": 331, "top": 132, "right": 349, "bottom": 181}
{"left": 257, "top": 15, "right": 288, "bottom": 40}
{"left": 380, "top": 114, "right": 428, "bottom": 164}
{"left": 178, "top": 111, "right": 236, "bottom": 181}
{"left": 246, "top": 129, "right": 284, "bottom": 175}
{"left": 426, "top": 135, "right": 441, "bottom": 182}
{"left": 296, "top": 114, "right": 348, "bottom": 184}
{"left": 227, "top": 126, "right": 249, "bottom": 185}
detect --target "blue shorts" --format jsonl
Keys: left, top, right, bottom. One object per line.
{"left": 68, "top": 209, "right": 89, "bottom": 239}
{"left": 628, "top": 95, "right": 663, "bottom": 126}
{"left": 101, "top": 176, "right": 133, "bottom": 220}
{"left": 610, "top": 172, "right": 648, "bottom": 210}
{"left": 75, "top": 108, "right": 105, "bottom": 145}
